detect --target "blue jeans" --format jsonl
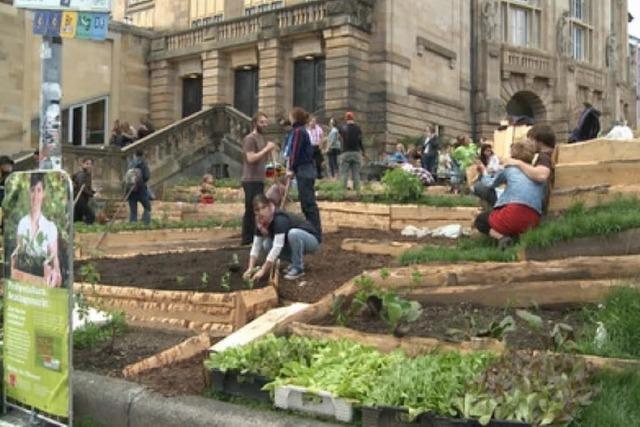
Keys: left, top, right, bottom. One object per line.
{"left": 128, "top": 188, "right": 151, "bottom": 224}
{"left": 262, "top": 228, "right": 320, "bottom": 271}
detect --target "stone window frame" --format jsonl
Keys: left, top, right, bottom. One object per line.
{"left": 500, "top": 0, "right": 542, "bottom": 49}
{"left": 63, "top": 96, "right": 110, "bottom": 147}
{"left": 569, "top": 0, "right": 593, "bottom": 63}
{"left": 190, "top": 0, "right": 224, "bottom": 26}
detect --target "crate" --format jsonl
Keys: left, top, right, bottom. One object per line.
{"left": 362, "top": 406, "right": 531, "bottom": 427}
{"left": 274, "top": 385, "right": 356, "bottom": 423}
{"left": 209, "top": 368, "right": 271, "bottom": 402}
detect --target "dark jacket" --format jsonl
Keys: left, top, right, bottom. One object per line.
{"left": 339, "top": 123, "right": 364, "bottom": 153}
{"left": 422, "top": 135, "right": 440, "bottom": 157}
{"left": 569, "top": 107, "right": 601, "bottom": 143}
{"left": 129, "top": 157, "right": 150, "bottom": 194}
{"left": 288, "top": 123, "right": 314, "bottom": 173}
{"left": 73, "top": 169, "right": 95, "bottom": 201}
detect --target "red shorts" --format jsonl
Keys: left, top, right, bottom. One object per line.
{"left": 488, "top": 204, "right": 540, "bottom": 237}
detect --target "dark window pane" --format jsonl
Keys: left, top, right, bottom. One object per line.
{"left": 182, "top": 75, "right": 203, "bottom": 118}
{"left": 294, "top": 57, "right": 325, "bottom": 115}
{"left": 234, "top": 68, "right": 258, "bottom": 117}
{"left": 86, "top": 100, "right": 106, "bottom": 145}
{"left": 72, "top": 107, "right": 83, "bottom": 146}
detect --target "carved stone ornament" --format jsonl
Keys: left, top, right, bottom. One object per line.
{"left": 556, "top": 10, "right": 570, "bottom": 57}
{"left": 606, "top": 33, "right": 618, "bottom": 70}
{"left": 481, "top": 0, "right": 499, "bottom": 42}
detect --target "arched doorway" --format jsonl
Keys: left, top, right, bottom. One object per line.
{"left": 505, "top": 91, "right": 546, "bottom": 123}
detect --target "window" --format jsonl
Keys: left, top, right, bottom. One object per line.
{"left": 293, "top": 57, "right": 325, "bottom": 115}
{"left": 570, "top": 0, "right": 592, "bottom": 62}
{"left": 500, "top": 0, "right": 541, "bottom": 48}
{"left": 63, "top": 97, "right": 108, "bottom": 146}
{"left": 190, "top": 0, "right": 224, "bottom": 26}
{"left": 234, "top": 68, "right": 259, "bottom": 117}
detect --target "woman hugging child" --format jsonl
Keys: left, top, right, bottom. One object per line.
{"left": 473, "top": 138, "right": 545, "bottom": 249}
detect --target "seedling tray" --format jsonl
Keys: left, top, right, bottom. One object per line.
{"left": 209, "top": 368, "right": 272, "bottom": 402}
{"left": 362, "top": 406, "right": 531, "bottom": 427}
{"left": 274, "top": 385, "right": 356, "bottom": 423}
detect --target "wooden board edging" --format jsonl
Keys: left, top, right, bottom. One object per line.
{"left": 519, "top": 228, "right": 640, "bottom": 261}
{"left": 286, "top": 322, "right": 505, "bottom": 356}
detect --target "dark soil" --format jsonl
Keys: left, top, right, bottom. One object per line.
{"left": 320, "top": 302, "right": 585, "bottom": 352}
{"left": 74, "top": 326, "right": 195, "bottom": 377}
{"left": 76, "top": 228, "right": 453, "bottom": 303}
{"left": 130, "top": 352, "right": 208, "bottom": 397}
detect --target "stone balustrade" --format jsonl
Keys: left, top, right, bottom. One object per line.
{"left": 62, "top": 104, "right": 251, "bottom": 198}
{"left": 574, "top": 64, "right": 605, "bottom": 91}
{"left": 501, "top": 47, "right": 555, "bottom": 79}
{"left": 151, "top": 0, "right": 371, "bottom": 57}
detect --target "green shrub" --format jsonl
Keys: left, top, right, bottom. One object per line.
{"left": 399, "top": 237, "right": 518, "bottom": 265}
{"left": 382, "top": 168, "right": 423, "bottom": 203}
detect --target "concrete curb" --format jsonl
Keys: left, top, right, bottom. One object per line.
{"left": 73, "top": 371, "right": 339, "bottom": 427}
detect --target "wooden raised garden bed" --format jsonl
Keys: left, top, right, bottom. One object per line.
{"left": 319, "top": 201, "right": 479, "bottom": 231}
{"left": 75, "top": 227, "right": 238, "bottom": 257}
{"left": 518, "top": 228, "right": 640, "bottom": 261}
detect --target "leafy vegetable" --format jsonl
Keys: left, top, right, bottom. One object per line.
{"left": 457, "top": 351, "right": 595, "bottom": 425}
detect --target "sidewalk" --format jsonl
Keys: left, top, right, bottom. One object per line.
{"left": 73, "top": 371, "right": 339, "bottom": 427}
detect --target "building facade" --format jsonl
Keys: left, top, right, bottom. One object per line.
{"left": 0, "top": 0, "right": 636, "bottom": 159}
{"left": 118, "top": 0, "right": 636, "bottom": 146}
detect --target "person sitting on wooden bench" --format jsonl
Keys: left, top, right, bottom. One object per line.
{"left": 243, "top": 194, "right": 321, "bottom": 281}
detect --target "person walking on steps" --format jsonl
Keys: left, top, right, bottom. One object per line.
{"left": 126, "top": 150, "right": 152, "bottom": 224}
{"left": 241, "top": 112, "right": 277, "bottom": 245}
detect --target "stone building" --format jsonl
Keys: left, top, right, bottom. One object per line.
{"left": 0, "top": 0, "right": 636, "bottom": 188}
{"left": 113, "top": 0, "right": 636, "bottom": 146}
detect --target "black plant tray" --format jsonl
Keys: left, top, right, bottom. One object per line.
{"left": 362, "top": 406, "right": 531, "bottom": 427}
{"left": 209, "top": 368, "right": 272, "bottom": 402}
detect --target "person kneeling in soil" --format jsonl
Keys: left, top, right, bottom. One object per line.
{"left": 473, "top": 138, "right": 545, "bottom": 249}
{"left": 244, "top": 194, "right": 321, "bottom": 281}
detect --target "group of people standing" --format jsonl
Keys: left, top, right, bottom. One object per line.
{"left": 110, "top": 119, "right": 155, "bottom": 148}
{"left": 240, "top": 108, "right": 328, "bottom": 281}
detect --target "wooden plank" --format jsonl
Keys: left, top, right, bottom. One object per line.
{"left": 122, "top": 333, "right": 211, "bottom": 378}
{"left": 236, "top": 286, "right": 279, "bottom": 326}
{"left": 519, "top": 228, "right": 640, "bottom": 261}
{"left": 554, "top": 160, "right": 640, "bottom": 189}
{"left": 318, "top": 201, "right": 391, "bottom": 215}
{"left": 210, "top": 303, "right": 311, "bottom": 353}
{"left": 341, "top": 238, "right": 417, "bottom": 257}
{"left": 389, "top": 205, "right": 479, "bottom": 221}
{"left": 556, "top": 139, "right": 640, "bottom": 164}
{"left": 403, "top": 280, "right": 637, "bottom": 307}
{"left": 287, "top": 322, "right": 504, "bottom": 356}
{"left": 548, "top": 185, "right": 640, "bottom": 212}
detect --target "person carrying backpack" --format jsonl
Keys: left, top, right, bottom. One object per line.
{"left": 73, "top": 158, "right": 96, "bottom": 224}
{"left": 126, "top": 149, "right": 151, "bottom": 224}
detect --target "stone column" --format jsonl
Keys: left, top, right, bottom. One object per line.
{"left": 323, "top": 25, "right": 371, "bottom": 125}
{"left": 258, "top": 38, "right": 286, "bottom": 120}
{"left": 202, "top": 50, "right": 231, "bottom": 107}
{"left": 149, "top": 60, "right": 175, "bottom": 128}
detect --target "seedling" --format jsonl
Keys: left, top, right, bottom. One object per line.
{"left": 200, "top": 272, "right": 210, "bottom": 288}
{"left": 175, "top": 275, "right": 185, "bottom": 285}
{"left": 243, "top": 267, "right": 260, "bottom": 289}
{"left": 79, "top": 262, "right": 101, "bottom": 285}
{"left": 229, "top": 253, "right": 241, "bottom": 273}
{"left": 410, "top": 269, "right": 423, "bottom": 286}
{"left": 379, "top": 268, "right": 390, "bottom": 280}
{"left": 220, "top": 272, "right": 231, "bottom": 291}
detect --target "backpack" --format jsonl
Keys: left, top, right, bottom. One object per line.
{"left": 124, "top": 167, "right": 143, "bottom": 192}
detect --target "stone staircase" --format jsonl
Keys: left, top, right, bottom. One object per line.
{"left": 62, "top": 104, "right": 251, "bottom": 199}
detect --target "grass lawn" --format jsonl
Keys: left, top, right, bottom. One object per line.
{"left": 571, "top": 369, "right": 640, "bottom": 427}
{"left": 400, "top": 197, "right": 640, "bottom": 265}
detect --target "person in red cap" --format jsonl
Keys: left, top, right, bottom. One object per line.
{"left": 338, "top": 112, "right": 365, "bottom": 192}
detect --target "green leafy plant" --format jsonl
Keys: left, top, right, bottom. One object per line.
{"left": 79, "top": 262, "right": 101, "bottom": 285}
{"left": 365, "top": 351, "right": 496, "bottom": 421}
{"left": 200, "top": 272, "right": 210, "bottom": 289}
{"left": 73, "top": 311, "right": 128, "bottom": 351}
{"left": 446, "top": 314, "right": 516, "bottom": 342}
{"left": 457, "top": 351, "right": 595, "bottom": 426}
{"left": 382, "top": 168, "right": 423, "bottom": 203}
{"left": 399, "top": 236, "right": 518, "bottom": 265}
{"left": 175, "top": 275, "right": 185, "bottom": 285}
{"left": 220, "top": 272, "right": 231, "bottom": 291}
{"left": 379, "top": 268, "right": 390, "bottom": 280}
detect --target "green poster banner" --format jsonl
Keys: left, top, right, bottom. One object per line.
{"left": 2, "top": 171, "right": 73, "bottom": 423}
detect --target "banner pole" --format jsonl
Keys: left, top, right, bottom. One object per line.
{"left": 39, "top": 35, "right": 63, "bottom": 171}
